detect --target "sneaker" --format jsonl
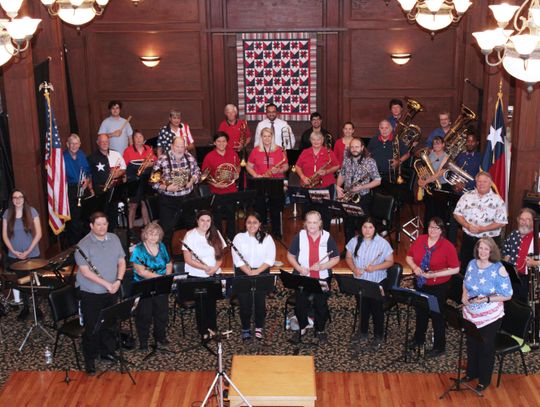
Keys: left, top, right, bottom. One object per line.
{"left": 289, "top": 316, "right": 299, "bottom": 331}
{"left": 426, "top": 348, "right": 445, "bottom": 358}
{"left": 306, "top": 317, "right": 314, "bottom": 329}
{"left": 316, "top": 331, "right": 328, "bottom": 343}
{"left": 255, "top": 328, "right": 263, "bottom": 340}
{"left": 242, "top": 330, "right": 252, "bottom": 341}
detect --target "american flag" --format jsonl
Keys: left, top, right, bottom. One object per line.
{"left": 44, "top": 85, "right": 70, "bottom": 234}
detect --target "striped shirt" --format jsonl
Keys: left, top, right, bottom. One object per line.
{"left": 346, "top": 234, "right": 393, "bottom": 283}
{"left": 151, "top": 150, "right": 201, "bottom": 197}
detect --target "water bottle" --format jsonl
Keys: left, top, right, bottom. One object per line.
{"left": 44, "top": 346, "right": 52, "bottom": 365}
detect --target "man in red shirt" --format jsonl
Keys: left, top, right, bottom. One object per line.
{"left": 202, "top": 132, "right": 241, "bottom": 239}
{"left": 217, "top": 104, "right": 251, "bottom": 153}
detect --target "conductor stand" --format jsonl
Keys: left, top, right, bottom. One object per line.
{"left": 385, "top": 286, "right": 439, "bottom": 365}
{"left": 131, "top": 274, "right": 176, "bottom": 361}
{"left": 95, "top": 296, "right": 139, "bottom": 385}
{"left": 335, "top": 275, "right": 383, "bottom": 350}
{"left": 201, "top": 330, "right": 252, "bottom": 407}
{"left": 177, "top": 277, "right": 224, "bottom": 356}
{"left": 279, "top": 270, "right": 326, "bottom": 354}
{"left": 439, "top": 307, "right": 484, "bottom": 398}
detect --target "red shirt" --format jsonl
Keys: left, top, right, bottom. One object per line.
{"left": 123, "top": 145, "right": 155, "bottom": 164}
{"left": 217, "top": 119, "right": 251, "bottom": 151}
{"left": 407, "top": 234, "right": 459, "bottom": 286}
{"left": 308, "top": 234, "right": 322, "bottom": 279}
{"left": 296, "top": 147, "right": 339, "bottom": 188}
{"left": 333, "top": 138, "right": 347, "bottom": 166}
{"left": 202, "top": 149, "right": 240, "bottom": 194}
{"left": 248, "top": 146, "right": 288, "bottom": 178}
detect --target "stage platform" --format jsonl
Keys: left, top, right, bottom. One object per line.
{"left": 1, "top": 370, "right": 539, "bottom": 406}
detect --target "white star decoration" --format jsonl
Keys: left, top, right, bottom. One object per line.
{"left": 472, "top": 285, "right": 478, "bottom": 291}
{"left": 491, "top": 271, "right": 496, "bottom": 278}
{"left": 96, "top": 162, "right": 105, "bottom": 172}
{"left": 501, "top": 283, "right": 508, "bottom": 289}
{"left": 479, "top": 278, "right": 486, "bottom": 284}
{"left": 490, "top": 288, "right": 496, "bottom": 293}
{"left": 487, "top": 125, "right": 503, "bottom": 147}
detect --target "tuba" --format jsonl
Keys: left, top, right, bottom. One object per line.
{"left": 395, "top": 97, "right": 425, "bottom": 150}
{"left": 206, "top": 163, "right": 239, "bottom": 188}
{"left": 443, "top": 105, "right": 477, "bottom": 160}
{"left": 413, "top": 148, "right": 441, "bottom": 200}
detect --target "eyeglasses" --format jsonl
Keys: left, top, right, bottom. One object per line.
{"left": 12, "top": 196, "right": 24, "bottom": 200}
{"left": 428, "top": 225, "right": 441, "bottom": 230}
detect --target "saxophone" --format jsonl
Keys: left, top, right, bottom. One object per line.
{"left": 303, "top": 152, "right": 333, "bottom": 188}
{"left": 261, "top": 150, "right": 287, "bottom": 177}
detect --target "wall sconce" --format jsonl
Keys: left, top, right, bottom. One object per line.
{"left": 139, "top": 55, "right": 160, "bottom": 68}
{"left": 391, "top": 53, "right": 412, "bottom": 65}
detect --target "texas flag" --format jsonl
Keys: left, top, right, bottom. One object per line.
{"left": 481, "top": 91, "right": 507, "bottom": 201}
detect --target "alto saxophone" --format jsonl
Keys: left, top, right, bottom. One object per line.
{"left": 303, "top": 152, "right": 333, "bottom": 188}
{"left": 261, "top": 150, "right": 287, "bottom": 177}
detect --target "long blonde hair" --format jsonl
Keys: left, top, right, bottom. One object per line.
{"left": 257, "top": 127, "right": 277, "bottom": 152}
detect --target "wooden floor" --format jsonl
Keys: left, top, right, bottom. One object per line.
{"left": 1, "top": 370, "right": 539, "bottom": 406}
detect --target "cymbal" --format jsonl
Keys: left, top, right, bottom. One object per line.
{"left": 10, "top": 258, "right": 50, "bottom": 271}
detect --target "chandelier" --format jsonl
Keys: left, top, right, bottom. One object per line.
{"left": 397, "top": 0, "right": 473, "bottom": 35}
{"left": 473, "top": 1, "right": 540, "bottom": 93}
{"left": 40, "top": 0, "right": 109, "bottom": 26}
{"left": 0, "top": 0, "right": 41, "bottom": 67}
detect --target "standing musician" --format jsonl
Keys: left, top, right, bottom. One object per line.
{"left": 182, "top": 210, "right": 226, "bottom": 339}
{"left": 502, "top": 208, "right": 540, "bottom": 303}
{"left": 156, "top": 109, "right": 196, "bottom": 157}
{"left": 64, "top": 133, "right": 93, "bottom": 245}
{"left": 123, "top": 130, "right": 156, "bottom": 231}
{"left": 345, "top": 217, "right": 394, "bottom": 351}
{"left": 453, "top": 171, "right": 507, "bottom": 274}
{"left": 246, "top": 127, "right": 289, "bottom": 238}
{"left": 75, "top": 212, "right": 126, "bottom": 375}
{"left": 98, "top": 100, "right": 133, "bottom": 155}
{"left": 333, "top": 122, "right": 356, "bottom": 166}
{"left": 453, "top": 132, "right": 481, "bottom": 194}
{"left": 405, "top": 217, "right": 459, "bottom": 357}
{"left": 299, "top": 112, "right": 333, "bottom": 151}
{"left": 286, "top": 211, "right": 340, "bottom": 343}
{"left": 151, "top": 136, "right": 201, "bottom": 252}
{"left": 202, "top": 132, "right": 241, "bottom": 240}
{"left": 87, "top": 134, "right": 126, "bottom": 232}
{"left": 231, "top": 212, "right": 276, "bottom": 341}
{"left": 336, "top": 137, "right": 381, "bottom": 244}
{"left": 387, "top": 98, "right": 403, "bottom": 131}
{"left": 254, "top": 103, "right": 295, "bottom": 149}
{"left": 462, "top": 237, "right": 513, "bottom": 392}
{"left": 217, "top": 104, "right": 251, "bottom": 153}
{"left": 367, "top": 119, "right": 409, "bottom": 194}
{"left": 295, "top": 132, "right": 340, "bottom": 231}
{"left": 130, "top": 222, "right": 172, "bottom": 350}
{"left": 425, "top": 111, "right": 452, "bottom": 149}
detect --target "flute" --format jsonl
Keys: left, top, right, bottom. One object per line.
{"left": 224, "top": 236, "right": 253, "bottom": 270}
{"left": 181, "top": 240, "right": 208, "bottom": 266}
{"left": 75, "top": 245, "right": 102, "bottom": 277}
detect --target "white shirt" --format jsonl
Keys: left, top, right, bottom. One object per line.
{"left": 232, "top": 232, "right": 276, "bottom": 269}
{"left": 183, "top": 229, "right": 226, "bottom": 278}
{"left": 98, "top": 116, "right": 133, "bottom": 155}
{"left": 254, "top": 117, "right": 295, "bottom": 149}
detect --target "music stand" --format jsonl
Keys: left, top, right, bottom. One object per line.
{"left": 131, "top": 274, "right": 176, "bottom": 361}
{"left": 94, "top": 296, "right": 139, "bottom": 385}
{"left": 247, "top": 178, "right": 285, "bottom": 235}
{"left": 175, "top": 194, "right": 214, "bottom": 231}
{"left": 335, "top": 275, "right": 383, "bottom": 343}
{"left": 177, "top": 277, "right": 224, "bottom": 355}
{"left": 439, "top": 306, "right": 484, "bottom": 398}
{"left": 385, "top": 286, "right": 440, "bottom": 364}
{"left": 279, "top": 270, "right": 326, "bottom": 353}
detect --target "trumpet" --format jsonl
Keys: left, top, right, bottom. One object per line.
{"left": 303, "top": 152, "right": 332, "bottom": 188}
{"left": 103, "top": 158, "right": 122, "bottom": 192}
{"left": 76, "top": 169, "right": 90, "bottom": 207}
{"left": 261, "top": 151, "right": 287, "bottom": 178}
{"left": 137, "top": 150, "right": 154, "bottom": 177}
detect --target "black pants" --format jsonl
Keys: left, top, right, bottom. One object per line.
{"left": 79, "top": 291, "right": 118, "bottom": 362}
{"left": 235, "top": 268, "right": 269, "bottom": 330}
{"left": 302, "top": 185, "right": 334, "bottom": 231}
{"left": 254, "top": 192, "right": 283, "bottom": 237}
{"left": 295, "top": 290, "right": 330, "bottom": 332}
{"left": 213, "top": 194, "right": 237, "bottom": 240}
{"left": 466, "top": 318, "right": 502, "bottom": 386}
{"left": 135, "top": 293, "right": 169, "bottom": 346}
{"left": 513, "top": 273, "right": 529, "bottom": 304}
{"left": 413, "top": 281, "right": 450, "bottom": 350}
{"left": 158, "top": 192, "right": 195, "bottom": 252}
{"left": 191, "top": 277, "right": 218, "bottom": 335}
{"left": 65, "top": 184, "right": 86, "bottom": 246}
{"left": 357, "top": 277, "right": 387, "bottom": 338}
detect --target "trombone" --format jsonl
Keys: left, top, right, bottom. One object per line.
{"left": 103, "top": 158, "right": 122, "bottom": 192}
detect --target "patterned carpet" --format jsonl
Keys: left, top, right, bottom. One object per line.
{"left": 1, "top": 280, "right": 539, "bottom": 389}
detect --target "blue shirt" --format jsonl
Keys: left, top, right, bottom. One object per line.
{"left": 2, "top": 207, "right": 40, "bottom": 258}
{"left": 345, "top": 234, "right": 393, "bottom": 283}
{"left": 425, "top": 127, "right": 445, "bottom": 148}
{"left": 130, "top": 242, "right": 171, "bottom": 282}
{"left": 454, "top": 150, "right": 481, "bottom": 191}
{"left": 63, "top": 149, "right": 91, "bottom": 185}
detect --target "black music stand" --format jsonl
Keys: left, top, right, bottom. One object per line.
{"left": 247, "top": 178, "right": 285, "bottom": 235}
{"left": 335, "top": 275, "right": 383, "bottom": 343}
{"left": 386, "top": 286, "right": 440, "bottom": 364}
{"left": 210, "top": 190, "right": 257, "bottom": 209}
{"left": 131, "top": 274, "right": 176, "bottom": 361}
{"left": 177, "top": 277, "right": 224, "bottom": 355}
{"left": 439, "top": 306, "right": 484, "bottom": 398}
{"left": 279, "top": 270, "right": 326, "bottom": 353}
{"left": 94, "top": 296, "right": 138, "bottom": 385}
{"left": 286, "top": 149, "right": 301, "bottom": 168}
{"left": 175, "top": 194, "right": 214, "bottom": 230}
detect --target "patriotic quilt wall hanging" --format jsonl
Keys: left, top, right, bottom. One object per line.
{"left": 237, "top": 32, "right": 317, "bottom": 121}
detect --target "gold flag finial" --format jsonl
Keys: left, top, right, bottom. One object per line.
{"left": 497, "top": 79, "right": 503, "bottom": 98}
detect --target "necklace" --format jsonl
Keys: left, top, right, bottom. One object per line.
{"left": 144, "top": 242, "right": 159, "bottom": 257}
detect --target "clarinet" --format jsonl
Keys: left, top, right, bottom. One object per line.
{"left": 224, "top": 236, "right": 253, "bottom": 270}
{"left": 181, "top": 241, "right": 208, "bottom": 266}
{"left": 75, "top": 245, "right": 102, "bottom": 277}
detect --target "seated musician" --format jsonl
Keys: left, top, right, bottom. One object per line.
{"left": 182, "top": 210, "right": 226, "bottom": 340}
{"left": 64, "top": 133, "right": 93, "bottom": 245}
{"left": 130, "top": 222, "right": 172, "bottom": 351}
{"left": 151, "top": 136, "right": 201, "bottom": 252}
{"left": 286, "top": 211, "right": 340, "bottom": 343}
{"left": 502, "top": 208, "right": 540, "bottom": 303}
{"left": 2, "top": 189, "right": 43, "bottom": 321}
{"left": 405, "top": 217, "right": 459, "bottom": 357}
{"left": 232, "top": 212, "right": 276, "bottom": 341}
{"left": 75, "top": 212, "right": 126, "bottom": 375}
{"left": 333, "top": 122, "right": 356, "bottom": 166}
{"left": 87, "top": 134, "right": 127, "bottom": 232}
{"left": 202, "top": 132, "right": 241, "bottom": 240}
{"left": 245, "top": 127, "right": 289, "bottom": 238}
{"left": 295, "top": 132, "right": 340, "bottom": 231}
{"left": 345, "top": 217, "right": 393, "bottom": 351}
{"left": 123, "top": 130, "right": 156, "bottom": 231}
{"left": 336, "top": 137, "right": 380, "bottom": 244}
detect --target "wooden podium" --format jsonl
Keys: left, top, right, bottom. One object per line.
{"left": 228, "top": 355, "right": 317, "bottom": 407}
